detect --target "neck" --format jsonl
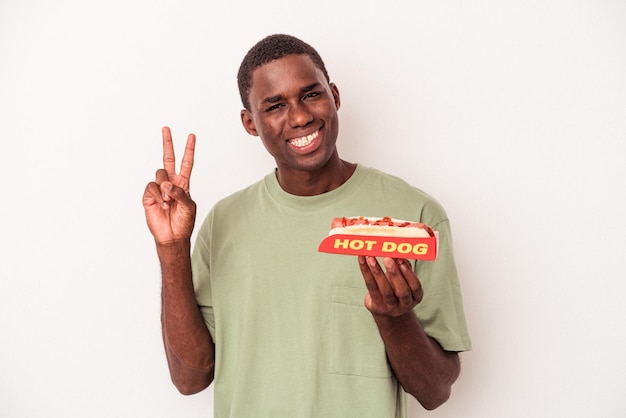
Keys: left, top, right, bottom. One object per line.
{"left": 275, "top": 157, "right": 356, "bottom": 197}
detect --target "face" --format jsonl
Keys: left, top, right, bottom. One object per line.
{"left": 241, "top": 54, "right": 341, "bottom": 177}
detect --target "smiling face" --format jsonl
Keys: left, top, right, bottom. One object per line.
{"left": 240, "top": 54, "right": 342, "bottom": 187}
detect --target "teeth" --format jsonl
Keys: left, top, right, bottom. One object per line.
{"left": 289, "top": 131, "right": 318, "bottom": 147}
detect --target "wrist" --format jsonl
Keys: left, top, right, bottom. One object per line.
{"left": 155, "top": 238, "right": 191, "bottom": 249}
{"left": 372, "top": 311, "right": 418, "bottom": 329}
{"left": 156, "top": 239, "right": 192, "bottom": 267}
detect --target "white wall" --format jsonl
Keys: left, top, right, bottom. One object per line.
{"left": 1, "top": 1, "right": 625, "bottom": 417}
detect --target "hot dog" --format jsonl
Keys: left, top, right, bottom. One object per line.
{"left": 328, "top": 216, "right": 434, "bottom": 238}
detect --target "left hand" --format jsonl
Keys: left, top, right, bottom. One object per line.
{"left": 358, "top": 256, "right": 424, "bottom": 317}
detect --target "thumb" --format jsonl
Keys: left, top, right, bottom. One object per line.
{"left": 364, "top": 293, "right": 373, "bottom": 311}
{"left": 161, "top": 182, "right": 193, "bottom": 206}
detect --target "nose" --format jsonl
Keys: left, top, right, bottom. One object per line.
{"left": 288, "top": 102, "right": 313, "bottom": 128}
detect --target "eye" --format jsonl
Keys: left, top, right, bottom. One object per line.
{"left": 265, "top": 103, "right": 284, "bottom": 112}
{"left": 304, "top": 91, "right": 320, "bottom": 100}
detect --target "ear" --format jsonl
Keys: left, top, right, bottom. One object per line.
{"left": 330, "top": 82, "right": 341, "bottom": 110}
{"left": 240, "top": 109, "right": 259, "bottom": 136}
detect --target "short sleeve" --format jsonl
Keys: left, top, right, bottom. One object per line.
{"left": 413, "top": 204, "right": 472, "bottom": 352}
{"left": 191, "top": 212, "right": 216, "bottom": 339}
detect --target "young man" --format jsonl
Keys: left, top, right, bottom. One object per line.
{"left": 143, "top": 34, "right": 471, "bottom": 417}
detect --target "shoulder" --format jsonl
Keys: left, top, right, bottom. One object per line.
{"left": 360, "top": 165, "right": 440, "bottom": 204}
{"left": 359, "top": 165, "right": 449, "bottom": 226}
{"left": 196, "top": 176, "right": 268, "bottom": 236}
{"left": 213, "top": 178, "right": 266, "bottom": 212}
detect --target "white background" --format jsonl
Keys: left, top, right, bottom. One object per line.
{"left": 1, "top": 1, "right": 625, "bottom": 417}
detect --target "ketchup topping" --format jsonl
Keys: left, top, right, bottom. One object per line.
{"left": 334, "top": 216, "right": 425, "bottom": 229}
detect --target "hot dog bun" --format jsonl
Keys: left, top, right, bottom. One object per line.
{"left": 328, "top": 216, "right": 434, "bottom": 238}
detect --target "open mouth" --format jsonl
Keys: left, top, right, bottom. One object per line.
{"left": 287, "top": 130, "right": 319, "bottom": 148}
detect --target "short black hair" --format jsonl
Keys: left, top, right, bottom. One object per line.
{"left": 237, "top": 34, "right": 330, "bottom": 110}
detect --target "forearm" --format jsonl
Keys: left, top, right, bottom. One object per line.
{"left": 158, "top": 240, "right": 215, "bottom": 394}
{"left": 373, "top": 312, "right": 460, "bottom": 410}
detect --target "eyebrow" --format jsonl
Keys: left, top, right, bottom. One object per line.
{"left": 262, "top": 83, "right": 321, "bottom": 104}
{"left": 301, "top": 82, "right": 320, "bottom": 93}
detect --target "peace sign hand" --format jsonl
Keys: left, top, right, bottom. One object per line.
{"left": 143, "top": 127, "right": 197, "bottom": 245}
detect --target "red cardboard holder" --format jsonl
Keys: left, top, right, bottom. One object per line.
{"left": 318, "top": 232, "right": 438, "bottom": 261}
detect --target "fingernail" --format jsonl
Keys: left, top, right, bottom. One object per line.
{"left": 383, "top": 258, "right": 395, "bottom": 270}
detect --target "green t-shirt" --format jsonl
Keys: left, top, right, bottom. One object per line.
{"left": 192, "top": 165, "right": 471, "bottom": 418}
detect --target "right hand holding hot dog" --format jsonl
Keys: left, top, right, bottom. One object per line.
{"left": 143, "top": 126, "right": 197, "bottom": 244}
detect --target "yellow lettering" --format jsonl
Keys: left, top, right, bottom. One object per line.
{"left": 349, "top": 240, "right": 365, "bottom": 250}
{"left": 397, "top": 243, "right": 412, "bottom": 254}
{"left": 334, "top": 239, "right": 350, "bottom": 249}
{"left": 413, "top": 244, "right": 428, "bottom": 255}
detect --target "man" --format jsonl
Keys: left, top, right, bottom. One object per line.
{"left": 143, "top": 34, "right": 471, "bottom": 417}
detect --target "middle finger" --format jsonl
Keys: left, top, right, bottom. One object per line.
{"left": 366, "top": 256, "right": 398, "bottom": 306}
{"left": 382, "top": 258, "right": 414, "bottom": 306}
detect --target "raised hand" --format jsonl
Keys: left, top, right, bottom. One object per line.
{"left": 358, "top": 256, "right": 424, "bottom": 317}
{"left": 143, "top": 127, "right": 197, "bottom": 244}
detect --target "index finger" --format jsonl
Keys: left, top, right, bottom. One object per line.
{"left": 162, "top": 126, "right": 176, "bottom": 176}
